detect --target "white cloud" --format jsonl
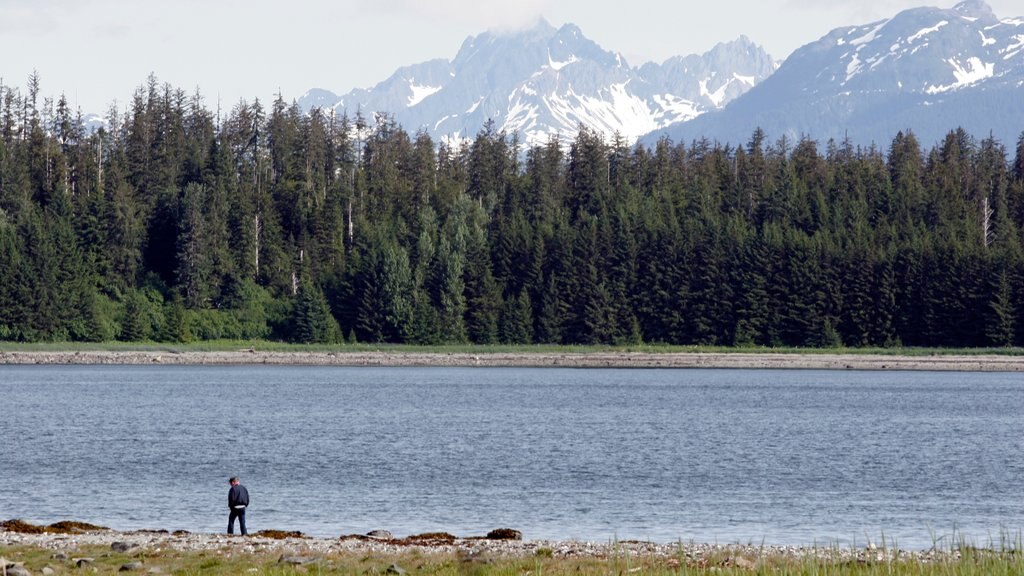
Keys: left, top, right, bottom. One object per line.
{"left": 0, "top": 2, "right": 61, "bottom": 35}
{"left": 356, "top": 0, "right": 552, "bottom": 31}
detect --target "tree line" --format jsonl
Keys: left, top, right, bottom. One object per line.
{"left": 1, "top": 74, "right": 1023, "bottom": 347}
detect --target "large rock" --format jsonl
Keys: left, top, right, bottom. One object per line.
{"left": 278, "top": 555, "right": 319, "bottom": 565}
{"left": 120, "top": 561, "right": 145, "bottom": 571}
{"left": 4, "top": 563, "right": 32, "bottom": 576}
{"left": 366, "top": 530, "right": 393, "bottom": 540}
{"left": 111, "top": 541, "right": 136, "bottom": 553}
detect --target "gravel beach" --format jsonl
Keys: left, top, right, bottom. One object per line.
{"left": 1, "top": 349, "right": 1023, "bottom": 371}
{"left": 0, "top": 525, "right": 956, "bottom": 564}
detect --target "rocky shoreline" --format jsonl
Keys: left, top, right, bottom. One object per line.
{"left": 0, "top": 525, "right": 957, "bottom": 564}
{"left": 1, "top": 349, "right": 1023, "bottom": 371}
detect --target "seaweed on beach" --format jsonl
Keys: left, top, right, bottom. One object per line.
{"left": 1, "top": 519, "right": 109, "bottom": 534}
{"left": 402, "top": 532, "right": 457, "bottom": 544}
{"left": 253, "top": 530, "right": 307, "bottom": 540}
{"left": 1, "top": 519, "right": 47, "bottom": 533}
{"left": 47, "top": 520, "right": 109, "bottom": 533}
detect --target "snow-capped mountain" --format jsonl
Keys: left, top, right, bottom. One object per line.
{"left": 647, "top": 0, "right": 1024, "bottom": 147}
{"left": 81, "top": 113, "right": 107, "bottom": 135}
{"left": 299, "top": 20, "right": 776, "bottom": 146}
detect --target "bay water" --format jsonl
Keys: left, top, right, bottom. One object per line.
{"left": 1, "top": 365, "right": 1022, "bottom": 549}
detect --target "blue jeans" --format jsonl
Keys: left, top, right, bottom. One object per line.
{"left": 228, "top": 507, "right": 247, "bottom": 535}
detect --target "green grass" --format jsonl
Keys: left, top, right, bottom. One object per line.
{"left": 2, "top": 541, "right": 1024, "bottom": 575}
{"left": 1, "top": 339, "right": 1022, "bottom": 356}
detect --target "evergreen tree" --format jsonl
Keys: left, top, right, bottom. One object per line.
{"left": 985, "top": 268, "right": 1015, "bottom": 347}
{"left": 355, "top": 234, "right": 414, "bottom": 343}
{"left": 499, "top": 289, "right": 534, "bottom": 345}
{"left": 177, "top": 183, "right": 214, "bottom": 308}
{"left": 292, "top": 279, "right": 341, "bottom": 344}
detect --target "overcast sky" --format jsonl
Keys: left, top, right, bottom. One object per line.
{"left": 0, "top": 0, "right": 1019, "bottom": 114}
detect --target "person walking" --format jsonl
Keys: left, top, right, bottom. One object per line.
{"left": 227, "top": 476, "right": 250, "bottom": 535}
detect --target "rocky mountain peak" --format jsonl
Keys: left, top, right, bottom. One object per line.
{"left": 302, "top": 21, "right": 773, "bottom": 146}
{"left": 953, "top": 0, "right": 995, "bottom": 19}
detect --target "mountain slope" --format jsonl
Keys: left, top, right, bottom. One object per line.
{"left": 646, "top": 0, "right": 1024, "bottom": 147}
{"left": 299, "top": 20, "right": 776, "bottom": 146}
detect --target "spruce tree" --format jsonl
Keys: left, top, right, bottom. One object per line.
{"left": 292, "top": 279, "right": 341, "bottom": 344}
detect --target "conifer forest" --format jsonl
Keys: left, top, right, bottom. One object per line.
{"left": 2, "top": 76, "right": 1024, "bottom": 347}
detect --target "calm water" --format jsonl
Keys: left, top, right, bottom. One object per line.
{"left": 1, "top": 365, "right": 1022, "bottom": 549}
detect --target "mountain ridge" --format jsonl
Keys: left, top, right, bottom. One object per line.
{"left": 644, "top": 0, "right": 1024, "bottom": 147}
{"left": 298, "top": 20, "right": 776, "bottom": 146}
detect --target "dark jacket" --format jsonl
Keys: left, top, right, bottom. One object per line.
{"left": 228, "top": 484, "right": 249, "bottom": 509}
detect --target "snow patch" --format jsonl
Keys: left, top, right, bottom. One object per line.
{"left": 466, "top": 97, "right": 484, "bottom": 114}
{"left": 908, "top": 21, "right": 948, "bottom": 43}
{"left": 502, "top": 94, "right": 540, "bottom": 138}
{"left": 925, "top": 57, "right": 995, "bottom": 93}
{"left": 699, "top": 78, "right": 731, "bottom": 107}
{"left": 408, "top": 82, "right": 442, "bottom": 107}
{"left": 850, "top": 21, "right": 887, "bottom": 46}
{"left": 523, "top": 82, "right": 666, "bottom": 146}
{"left": 1003, "top": 34, "right": 1024, "bottom": 54}
{"left": 979, "top": 30, "right": 997, "bottom": 46}
{"left": 845, "top": 53, "right": 863, "bottom": 82}
{"left": 1001, "top": 18, "right": 1024, "bottom": 26}
{"left": 548, "top": 50, "right": 579, "bottom": 71}
{"left": 653, "top": 94, "right": 701, "bottom": 123}
{"left": 733, "top": 73, "right": 755, "bottom": 86}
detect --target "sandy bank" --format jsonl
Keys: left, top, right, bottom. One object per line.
{"left": 0, "top": 350, "right": 1022, "bottom": 371}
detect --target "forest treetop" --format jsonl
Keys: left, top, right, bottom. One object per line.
{"left": 1, "top": 75, "right": 1023, "bottom": 347}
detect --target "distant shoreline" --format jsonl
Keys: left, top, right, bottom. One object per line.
{"left": 1, "top": 349, "right": 1023, "bottom": 371}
